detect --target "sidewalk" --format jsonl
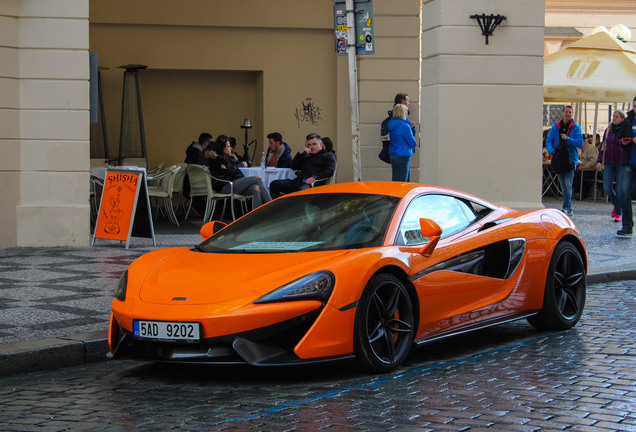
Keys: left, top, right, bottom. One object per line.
{"left": 1, "top": 198, "right": 635, "bottom": 376}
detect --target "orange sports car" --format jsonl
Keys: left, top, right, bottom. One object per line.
{"left": 108, "top": 182, "right": 587, "bottom": 372}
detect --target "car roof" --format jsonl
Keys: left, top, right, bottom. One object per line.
{"left": 289, "top": 181, "right": 433, "bottom": 198}
{"left": 286, "top": 182, "right": 501, "bottom": 213}
{"left": 290, "top": 181, "right": 488, "bottom": 202}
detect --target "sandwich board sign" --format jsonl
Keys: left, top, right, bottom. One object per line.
{"left": 92, "top": 167, "right": 156, "bottom": 248}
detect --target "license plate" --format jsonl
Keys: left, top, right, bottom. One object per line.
{"left": 133, "top": 320, "right": 200, "bottom": 341}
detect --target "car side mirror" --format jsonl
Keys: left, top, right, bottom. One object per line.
{"left": 418, "top": 218, "right": 442, "bottom": 257}
{"left": 200, "top": 220, "right": 228, "bottom": 240}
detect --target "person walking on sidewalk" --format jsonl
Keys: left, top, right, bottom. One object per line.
{"left": 546, "top": 106, "right": 584, "bottom": 216}
{"left": 617, "top": 97, "right": 636, "bottom": 236}
{"left": 596, "top": 110, "right": 625, "bottom": 223}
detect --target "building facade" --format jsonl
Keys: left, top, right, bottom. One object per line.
{"left": 3, "top": 0, "right": 631, "bottom": 248}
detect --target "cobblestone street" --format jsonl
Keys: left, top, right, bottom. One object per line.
{"left": 1, "top": 280, "right": 634, "bottom": 431}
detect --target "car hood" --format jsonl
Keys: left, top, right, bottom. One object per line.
{"left": 138, "top": 248, "right": 351, "bottom": 305}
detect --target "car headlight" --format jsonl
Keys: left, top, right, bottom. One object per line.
{"left": 254, "top": 271, "right": 335, "bottom": 304}
{"left": 114, "top": 270, "right": 128, "bottom": 301}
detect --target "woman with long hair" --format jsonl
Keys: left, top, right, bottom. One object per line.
{"left": 596, "top": 110, "right": 625, "bottom": 222}
{"left": 206, "top": 136, "right": 272, "bottom": 209}
{"left": 387, "top": 104, "right": 417, "bottom": 182}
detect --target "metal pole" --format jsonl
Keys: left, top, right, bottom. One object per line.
{"left": 592, "top": 102, "right": 599, "bottom": 146}
{"left": 134, "top": 71, "right": 149, "bottom": 168}
{"left": 346, "top": 0, "right": 362, "bottom": 182}
{"left": 117, "top": 72, "right": 128, "bottom": 165}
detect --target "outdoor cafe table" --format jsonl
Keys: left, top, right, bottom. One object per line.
{"left": 239, "top": 166, "right": 296, "bottom": 188}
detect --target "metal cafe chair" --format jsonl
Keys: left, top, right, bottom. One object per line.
{"left": 148, "top": 164, "right": 180, "bottom": 225}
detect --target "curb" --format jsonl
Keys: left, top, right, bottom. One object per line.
{"left": 0, "top": 330, "right": 108, "bottom": 377}
{"left": 0, "top": 271, "right": 633, "bottom": 377}
{"left": 586, "top": 269, "right": 636, "bottom": 285}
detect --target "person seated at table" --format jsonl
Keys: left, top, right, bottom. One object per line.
{"left": 321, "top": 137, "right": 336, "bottom": 159}
{"left": 185, "top": 132, "right": 212, "bottom": 164}
{"left": 229, "top": 136, "right": 248, "bottom": 167}
{"left": 269, "top": 133, "right": 336, "bottom": 197}
{"left": 578, "top": 135, "right": 599, "bottom": 170}
{"left": 265, "top": 132, "right": 292, "bottom": 168}
{"left": 206, "top": 136, "right": 272, "bottom": 208}
{"left": 574, "top": 135, "right": 600, "bottom": 200}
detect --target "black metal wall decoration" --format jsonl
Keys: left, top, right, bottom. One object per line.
{"left": 470, "top": 14, "right": 507, "bottom": 45}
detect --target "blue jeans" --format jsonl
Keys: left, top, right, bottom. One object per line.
{"left": 619, "top": 164, "right": 636, "bottom": 231}
{"left": 390, "top": 156, "right": 411, "bottom": 182}
{"left": 603, "top": 163, "right": 623, "bottom": 215}
{"left": 557, "top": 168, "right": 575, "bottom": 211}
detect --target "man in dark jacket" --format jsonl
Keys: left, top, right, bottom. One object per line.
{"left": 184, "top": 132, "right": 212, "bottom": 164}
{"left": 269, "top": 133, "right": 336, "bottom": 197}
{"left": 265, "top": 132, "right": 292, "bottom": 168}
{"left": 617, "top": 97, "right": 636, "bottom": 235}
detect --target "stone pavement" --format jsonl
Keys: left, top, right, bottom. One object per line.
{"left": 0, "top": 198, "right": 635, "bottom": 376}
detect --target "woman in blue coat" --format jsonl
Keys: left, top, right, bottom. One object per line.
{"left": 387, "top": 103, "right": 417, "bottom": 182}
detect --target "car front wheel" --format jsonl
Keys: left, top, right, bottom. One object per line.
{"left": 355, "top": 273, "right": 415, "bottom": 373}
{"left": 528, "top": 241, "right": 586, "bottom": 330}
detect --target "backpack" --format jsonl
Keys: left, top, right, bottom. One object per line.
{"left": 378, "top": 110, "right": 392, "bottom": 164}
{"left": 550, "top": 140, "right": 573, "bottom": 174}
{"left": 380, "top": 110, "right": 391, "bottom": 142}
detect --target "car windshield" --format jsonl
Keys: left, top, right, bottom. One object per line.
{"left": 198, "top": 193, "right": 401, "bottom": 253}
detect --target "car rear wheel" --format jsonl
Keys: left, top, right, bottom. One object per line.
{"left": 528, "top": 241, "right": 586, "bottom": 330}
{"left": 355, "top": 274, "right": 415, "bottom": 373}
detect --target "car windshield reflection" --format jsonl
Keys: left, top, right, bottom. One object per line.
{"left": 199, "top": 193, "right": 401, "bottom": 253}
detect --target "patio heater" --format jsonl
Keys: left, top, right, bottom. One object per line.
{"left": 117, "top": 64, "right": 148, "bottom": 167}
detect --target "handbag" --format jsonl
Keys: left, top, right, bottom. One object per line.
{"left": 378, "top": 140, "right": 390, "bottom": 164}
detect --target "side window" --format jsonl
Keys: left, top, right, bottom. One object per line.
{"left": 396, "top": 194, "right": 478, "bottom": 245}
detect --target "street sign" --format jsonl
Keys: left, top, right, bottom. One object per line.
{"left": 334, "top": 0, "right": 374, "bottom": 56}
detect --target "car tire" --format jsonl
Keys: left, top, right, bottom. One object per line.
{"left": 528, "top": 241, "right": 586, "bottom": 330}
{"left": 355, "top": 273, "right": 415, "bottom": 373}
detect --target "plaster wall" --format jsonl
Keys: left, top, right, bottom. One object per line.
{"left": 90, "top": 1, "right": 337, "bottom": 170}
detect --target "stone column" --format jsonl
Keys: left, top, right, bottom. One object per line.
{"left": 419, "top": 0, "right": 544, "bottom": 209}
{"left": 0, "top": 0, "right": 90, "bottom": 247}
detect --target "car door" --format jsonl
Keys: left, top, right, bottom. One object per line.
{"left": 395, "top": 194, "right": 525, "bottom": 336}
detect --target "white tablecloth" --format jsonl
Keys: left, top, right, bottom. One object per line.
{"left": 239, "top": 167, "right": 296, "bottom": 187}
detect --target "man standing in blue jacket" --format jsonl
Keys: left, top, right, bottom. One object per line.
{"left": 546, "top": 106, "right": 584, "bottom": 216}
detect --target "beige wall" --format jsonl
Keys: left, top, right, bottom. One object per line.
{"left": 0, "top": 0, "right": 90, "bottom": 248}
{"left": 90, "top": 1, "right": 338, "bottom": 168}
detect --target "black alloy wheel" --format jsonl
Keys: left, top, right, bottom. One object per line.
{"left": 355, "top": 273, "right": 415, "bottom": 372}
{"left": 528, "top": 241, "right": 586, "bottom": 330}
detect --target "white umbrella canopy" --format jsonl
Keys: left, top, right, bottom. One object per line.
{"left": 544, "top": 31, "right": 636, "bottom": 103}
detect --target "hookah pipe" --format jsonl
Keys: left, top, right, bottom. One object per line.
{"left": 243, "top": 140, "right": 257, "bottom": 167}
{"left": 240, "top": 118, "right": 254, "bottom": 166}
